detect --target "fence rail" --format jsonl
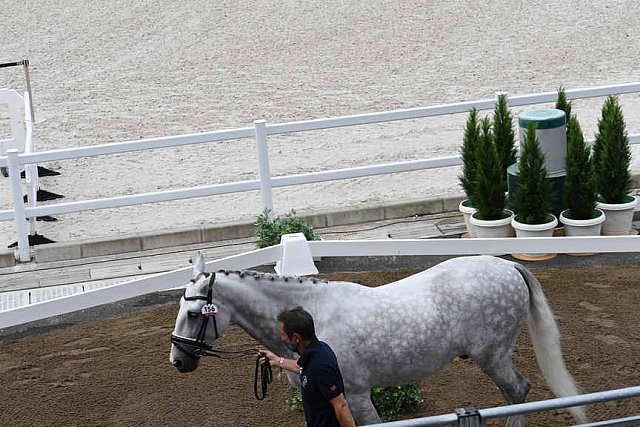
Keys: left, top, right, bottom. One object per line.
{"left": 1, "top": 82, "right": 640, "bottom": 261}
{"left": 265, "top": 82, "right": 640, "bottom": 133}
{"left": 0, "top": 244, "right": 281, "bottom": 329}
{"left": 367, "top": 386, "right": 640, "bottom": 426}
{"left": 2, "top": 234, "right": 638, "bottom": 328}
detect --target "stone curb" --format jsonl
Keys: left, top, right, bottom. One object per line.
{"left": 0, "top": 250, "right": 15, "bottom": 268}
{"left": 27, "top": 195, "right": 462, "bottom": 264}
{"left": 9, "top": 187, "right": 640, "bottom": 267}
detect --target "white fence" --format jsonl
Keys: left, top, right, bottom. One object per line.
{"left": 2, "top": 234, "right": 640, "bottom": 329}
{"left": 2, "top": 81, "right": 640, "bottom": 426}
{"left": 1, "top": 82, "right": 640, "bottom": 262}
{"left": 368, "top": 386, "right": 640, "bottom": 426}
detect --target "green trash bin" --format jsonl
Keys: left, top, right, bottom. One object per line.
{"left": 518, "top": 109, "right": 566, "bottom": 173}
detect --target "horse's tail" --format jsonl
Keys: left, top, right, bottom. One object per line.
{"left": 513, "top": 263, "right": 588, "bottom": 424}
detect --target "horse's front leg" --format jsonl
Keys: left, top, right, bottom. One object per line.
{"left": 346, "top": 390, "right": 380, "bottom": 426}
{"left": 285, "top": 371, "right": 301, "bottom": 389}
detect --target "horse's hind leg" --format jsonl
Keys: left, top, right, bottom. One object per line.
{"left": 476, "top": 354, "right": 530, "bottom": 427}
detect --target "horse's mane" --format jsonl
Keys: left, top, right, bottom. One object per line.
{"left": 216, "top": 269, "right": 328, "bottom": 286}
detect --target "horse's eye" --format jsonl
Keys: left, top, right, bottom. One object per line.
{"left": 188, "top": 311, "right": 200, "bottom": 319}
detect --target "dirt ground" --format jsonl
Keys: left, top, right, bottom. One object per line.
{"left": 0, "top": 265, "right": 639, "bottom": 427}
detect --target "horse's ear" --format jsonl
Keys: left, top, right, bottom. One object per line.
{"left": 207, "top": 272, "right": 216, "bottom": 289}
{"left": 193, "top": 252, "right": 205, "bottom": 276}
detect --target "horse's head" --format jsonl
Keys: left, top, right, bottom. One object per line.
{"left": 169, "top": 253, "right": 231, "bottom": 373}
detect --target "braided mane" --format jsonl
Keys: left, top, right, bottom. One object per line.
{"left": 216, "top": 269, "right": 328, "bottom": 285}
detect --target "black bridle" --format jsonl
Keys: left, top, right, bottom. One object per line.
{"left": 170, "top": 271, "right": 272, "bottom": 400}
{"left": 170, "top": 272, "right": 220, "bottom": 356}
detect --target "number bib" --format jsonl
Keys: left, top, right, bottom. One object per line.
{"left": 201, "top": 303, "right": 218, "bottom": 317}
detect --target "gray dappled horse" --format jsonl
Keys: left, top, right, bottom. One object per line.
{"left": 170, "top": 254, "right": 587, "bottom": 426}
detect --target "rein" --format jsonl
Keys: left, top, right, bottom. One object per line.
{"left": 170, "top": 272, "right": 273, "bottom": 400}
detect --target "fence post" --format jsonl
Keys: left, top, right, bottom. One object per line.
{"left": 254, "top": 119, "right": 274, "bottom": 218}
{"left": 454, "top": 407, "right": 483, "bottom": 427}
{"left": 7, "top": 149, "right": 31, "bottom": 262}
{"left": 22, "top": 59, "right": 35, "bottom": 122}
{"left": 24, "top": 92, "right": 37, "bottom": 235}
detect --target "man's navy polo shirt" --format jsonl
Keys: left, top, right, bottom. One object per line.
{"left": 297, "top": 338, "right": 345, "bottom": 427}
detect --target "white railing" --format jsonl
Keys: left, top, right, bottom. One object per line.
{"left": 368, "top": 386, "right": 640, "bottom": 426}
{"left": 1, "top": 90, "right": 43, "bottom": 255}
{"left": 0, "top": 243, "right": 281, "bottom": 329}
{"left": 2, "top": 234, "right": 639, "bottom": 329}
{"left": 1, "top": 82, "right": 640, "bottom": 262}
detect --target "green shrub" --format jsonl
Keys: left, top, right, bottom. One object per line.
{"left": 285, "top": 387, "right": 304, "bottom": 411}
{"left": 473, "top": 117, "right": 507, "bottom": 220}
{"left": 371, "top": 383, "right": 424, "bottom": 422}
{"left": 510, "top": 122, "right": 553, "bottom": 224}
{"left": 284, "top": 383, "right": 423, "bottom": 422}
{"left": 459, "top": 108, "right": 481, "bottom": 205}
{"left": 493, "top": 94, "right": 516, "bottom": 192}
{"left": 564, "top": 115, "right": 597, "bottom": 220}
{"left": 592, "top": 95, "right": 632, "bottom": 204}
{"left": 255, "top": 209, "right": 320, "bottom": 248}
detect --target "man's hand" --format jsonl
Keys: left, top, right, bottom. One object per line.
{"left": 257, "top": 349, "right": 278, "bottom": 367}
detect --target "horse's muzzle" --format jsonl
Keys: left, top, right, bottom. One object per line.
{"left": 171, "top": 355, "right": 199, "bottom": 373}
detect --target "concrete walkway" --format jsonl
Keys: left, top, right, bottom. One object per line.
{"left": 0, "top": 209, "right": 466, "bottom": 311}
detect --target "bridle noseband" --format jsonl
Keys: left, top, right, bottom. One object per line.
{"left": 170, "top": 272, "right": 220, "bottom": 357}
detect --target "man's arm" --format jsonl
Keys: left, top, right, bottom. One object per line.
{"left": 330, "top": 393, "right": 356, "bottom": 427}
{"left": 258, "top": 350, "right": 301, "bottom": 374}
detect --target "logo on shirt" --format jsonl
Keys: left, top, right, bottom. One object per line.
{"left": 301, "top": 375, "right": 308, "bottom": 388}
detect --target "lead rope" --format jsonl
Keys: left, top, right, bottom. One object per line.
{"left": 254, "top": 353, "right": 273, "bottom": 400}
{"left": 194, "top": 345, "right": 272, "bottom": 400}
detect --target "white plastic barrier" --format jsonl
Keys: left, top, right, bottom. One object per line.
{"left": 0, "top": 89, "right": 26, "bottom": 155}
{"left": 0, "top": 90, "right": 41, "bottom": 261}
{"left": 274, "top": 233, "right": 318, "bottom": 276}
{"left": 23, "top": 92, "right": 38, "bottom": 236}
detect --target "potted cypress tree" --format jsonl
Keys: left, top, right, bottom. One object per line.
{"left": 493, "top": 93, "right": 516, "bottom": 193}
{"left": 458, "top": 108, "right": 480, "bottom": 237}
{"left": 555, "top": 86, "right": 572, "bottom": 120}
{"left": 559, "top": 115, "right": 605, "bottom": 236}
{"left": 468, "top": 117, "right": 514, "bottom": 237}
{"left": 592, "top": 96, "right": 637, "bottom": 235}
{"left": 510, "top": 121, "right": 557, "bottom": 259}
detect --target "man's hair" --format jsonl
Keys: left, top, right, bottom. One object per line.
{"left": 277, "top": 306, "right": 316, "bottom": 340}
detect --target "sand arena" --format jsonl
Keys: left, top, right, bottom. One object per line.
{"left": 0, "top": 266, "right": 639, "bottom": 426}
{"left": 2, "top": 1, "right": 640, "bottom": 248}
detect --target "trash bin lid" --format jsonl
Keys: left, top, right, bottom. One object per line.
{"left": 518, "top": 108, "right": 566, "bottom": 129}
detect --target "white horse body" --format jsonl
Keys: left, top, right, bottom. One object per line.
{"left": 171, "top": 255, "right": 586, "bottom": 426}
